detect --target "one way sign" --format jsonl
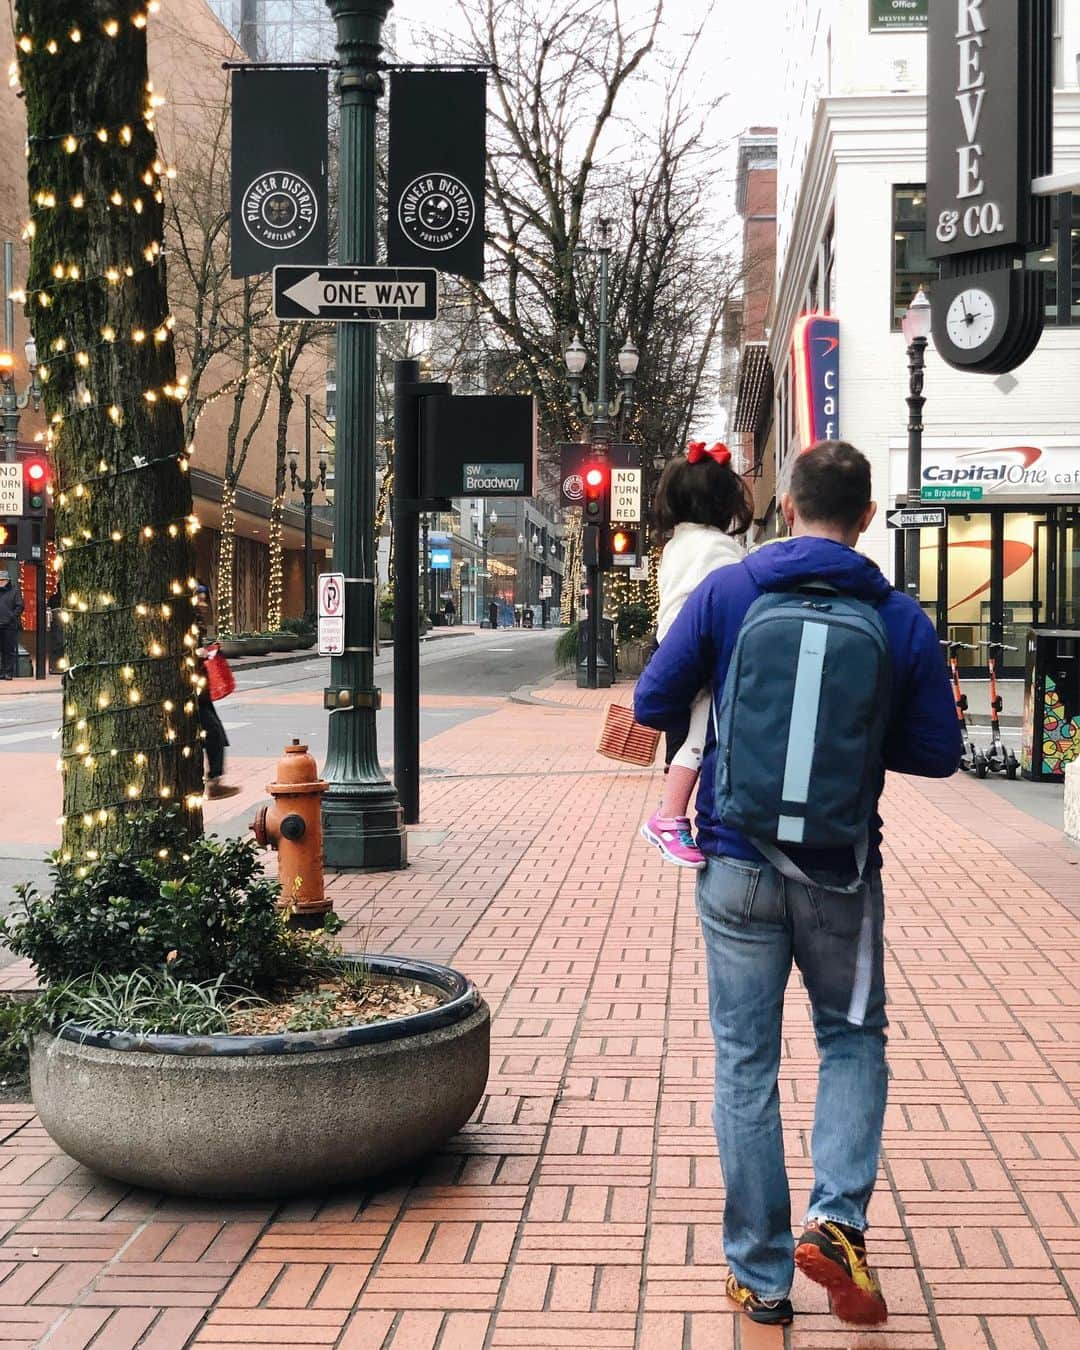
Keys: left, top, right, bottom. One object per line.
{"left": 886, "top": 506, "right": 947, "bottom": 531}
{"left": 273, "top": 265, "right": 439, "bottom": 322}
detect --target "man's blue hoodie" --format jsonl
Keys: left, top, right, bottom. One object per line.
{"left": 634, "top": 537, "right": 963, "bottom": 866}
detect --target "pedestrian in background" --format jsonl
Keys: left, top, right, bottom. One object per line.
{"left": 636, "top": 441, "right": 961, "bottom": 1330}
{"left": 193, "top": 582, "right": 240, "bottom": 801}
{"left": 443, "top": 594, "right": 456, "bottom": 627}
{"left": 0, "top": 567, "right": 24, "bottom": 680}
{"left": 639, "top": 442, "right": 751, "bottom": 870}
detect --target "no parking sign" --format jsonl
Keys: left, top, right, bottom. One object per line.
{"left": 318, "top": 572, "right": 345, "bottom": 656}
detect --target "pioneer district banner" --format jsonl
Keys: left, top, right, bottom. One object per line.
{"left": 230, "top": 68, "right": 329, "bottom": 279}
{"left": 387, "top": 70, "right": 487, "bottom": 282}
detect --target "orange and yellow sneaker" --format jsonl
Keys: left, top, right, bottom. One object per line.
{"left": 725, "top": 1273, "right": 794, "bottom": 1325}
{"left": 795, "top": 1220, "right": 888, "bottom": 1326}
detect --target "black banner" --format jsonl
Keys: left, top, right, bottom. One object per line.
{"left": 230, "top": 69, "right": 329, "bottom": 279}
{"left": 387, "top": 71, "right": 486, "bottom": 282}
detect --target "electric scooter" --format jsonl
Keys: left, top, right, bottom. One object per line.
{"left": 940, "top": 639, "right": 980, "bottom": 773}
{"left": 973, "top": 639, "right": 1019, "bottom": 780}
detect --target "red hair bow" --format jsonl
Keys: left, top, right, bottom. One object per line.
{"left": 687, "top": 441, "right": 731, "bottom": 467}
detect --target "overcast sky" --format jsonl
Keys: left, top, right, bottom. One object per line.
{"left": 391, "top": 0, "right": 788, "bottom": 201}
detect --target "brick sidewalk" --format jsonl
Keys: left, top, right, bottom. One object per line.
{"left": 2, "top": 686, "right": 1080, "bottom": 1348}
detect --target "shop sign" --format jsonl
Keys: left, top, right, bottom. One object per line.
{"left": 926, "top": 0, "right": 1022, "bottom": 259}
{"left": 791, "top": 314, "right": 839, "bottom": 449}
{"left": 869, "top": 0, "right": 927, "bottom": 32}
{"left": 890, "top": 441, "right": 1080, "bottom": 499}
{"left": 429, "top": 548, "right": 452, "bottom": 568}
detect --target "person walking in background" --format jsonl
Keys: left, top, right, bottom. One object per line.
{"left": 635, "top": 441, "right": 961, "bottom": 1329}
{"left": 0, "top": 567, "right": 24, "bottom": 680}
{"left": 193, "top": 582, "right": 240, "bottom": 801}
{"left": 639, "top": 442, "right": 751, "bottom": 869}
{"left": 443, "top": 594, "right": 456, "bottom": 627}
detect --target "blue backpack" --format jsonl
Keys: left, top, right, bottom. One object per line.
{"left": 713, "top": 581, "right": 892, "bottom": 888}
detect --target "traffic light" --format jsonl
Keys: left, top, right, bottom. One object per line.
{"left": 582, "top": 461, "right": 609, "bottom": 527}
{"left": 0, "top": 523, "right": 9, "bottom": 549}
{"left": 22, "top": 455, "right": 48, "bottom": 517}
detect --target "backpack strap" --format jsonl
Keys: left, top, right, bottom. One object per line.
{"left": 749, "top": 832, "right": 869, "bottom": 895}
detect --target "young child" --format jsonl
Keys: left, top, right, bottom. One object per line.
{"left": 640, "top": 441, "right": 752, "bottom": 868}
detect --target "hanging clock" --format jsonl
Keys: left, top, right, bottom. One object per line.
{"left": 932, "top": 268, "right": 1045, "bottom": 375}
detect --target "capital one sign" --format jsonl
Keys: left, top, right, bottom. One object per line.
{"left": 927, "top": 0, "right": 1027, "bottom": 259}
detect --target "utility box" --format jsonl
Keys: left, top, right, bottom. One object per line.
{"left": 577, "top": 618, "right": 615, "bottom": 689}
{"left": 1021, "top": 628, "right": 1080, "bottom": 782}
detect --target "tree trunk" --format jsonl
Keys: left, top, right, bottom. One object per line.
{"left": 16, "top": 0, "right": 203, "bottom": 857}
{"left": 267, "top": 352, "right": 293, "bottom": 632}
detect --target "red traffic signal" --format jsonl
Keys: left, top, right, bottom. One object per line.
{"left": 583, "top": 461, "right": 609, "bottom": 525}
{"left": 610, "top": 529, "right": 633, "bottom": 556}
{"left": 22, "top": 455, "right": 49, "bottom": 516}
{"left": 0, "top": 523, "right": 9, "bottom": 548}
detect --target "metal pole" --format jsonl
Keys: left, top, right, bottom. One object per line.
{"left": 594, "top": 227, "right": 611, "bottom": 431}
{"left": 303, "top": 394, "right": 315, "bottom": 623}
{"left": 393, "top": 359, "right": 421, "bottom": 824}
{"left": 34, "top": 557, "right": 46, "bottom": 680}
{"left": 420, "top": 515, "right": 429, "bottom": 620}
{"left": 904, "top": 335, "right": 927, "bottom": 606}
{"left": 321, "top": 0, "right": 405, "bottom": 871}
{"left": 2, "top": 244, "right": 17, "bottom": 460}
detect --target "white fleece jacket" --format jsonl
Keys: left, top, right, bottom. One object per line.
{"left": 656, "top": 523, "right": 746, "bottom": 642}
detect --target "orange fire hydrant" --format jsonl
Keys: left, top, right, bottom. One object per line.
{"left": 251, "top": 740, "right": 331, "bottom": 923}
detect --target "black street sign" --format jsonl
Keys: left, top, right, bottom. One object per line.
{"left": 420, "top": 395, "right": 536, "bottom": 499}
{"left": 886, "top": 506, "right": 947, "bottom": 531}
{"left": 273, "top": 266, "right": 439, "bottom": 322}
{"left": 869, "top": 0, "right": 927, "bottom": 32}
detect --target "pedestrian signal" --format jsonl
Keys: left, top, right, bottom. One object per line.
{"left": 0, "top": 523, "right": 8, "bottom": 547}
{"left": 606, "top": 524, "right": 641, "bottom": 568}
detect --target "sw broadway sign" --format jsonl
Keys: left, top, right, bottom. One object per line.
{"left": 273, "top": 266, "right": 439, "bottom": 322}
{"left": 926, "top": 0, "right": 1049, "bottom": 260}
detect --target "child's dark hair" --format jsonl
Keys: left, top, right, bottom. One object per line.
{"left": 652, "top": 444, "right": 754, "bottom": 544}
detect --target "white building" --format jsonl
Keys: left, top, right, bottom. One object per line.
{"left": 753, "top": 0, "right": 1080, "bottom": 676}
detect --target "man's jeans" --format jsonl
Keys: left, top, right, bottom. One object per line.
{"left": 696, "top": 855, "right": 888, "bottom": 1300}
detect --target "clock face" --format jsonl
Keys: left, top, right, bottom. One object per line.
{"left": 945, "top": 288, "right": 997, "bottom": 351}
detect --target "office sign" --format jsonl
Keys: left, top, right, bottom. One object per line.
{"left": 0, "top": 462, "right": 22, "bottom": 516}
{"left": 791, "top": 314, "right": 839, "bottom": 449}
{"left": 387, "top": 71, "right": 487, "bottom": 281}
{"left": 926, "top": 0, "right": 1052, "bottom": 260}
{"left": 870, "top": 0, "right": 927, "bottom": 30}
{"left": 273, "top": 266, "right": 438, "bottom": 322}
{"left": 231, "top": 69, "right": 329, "bottom": 279}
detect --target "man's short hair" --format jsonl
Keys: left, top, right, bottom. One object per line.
{"left": 789, "top": 440, "right": 872, "bottom": 530}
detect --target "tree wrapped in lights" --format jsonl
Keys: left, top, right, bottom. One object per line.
{"left": 15, "top": 0, "right": 204, "bottom": 857}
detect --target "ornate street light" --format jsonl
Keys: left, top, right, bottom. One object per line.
{"left": 901, "top": 287, "right": 932, "bottom": 606}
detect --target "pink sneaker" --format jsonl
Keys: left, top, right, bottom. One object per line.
{"left": 641, "top": 811, "right": 707, "bottom": 869}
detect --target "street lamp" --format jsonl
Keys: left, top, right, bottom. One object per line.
{"left": 481, "top": 509, "right": 498, "bottom": 624}
{"left": 287, "top": 394, "right": 328, "bottom": 625}
{"left": 901, "top": 286, "right": 932, "bottom": 607}
{"left": 0, "top": 337, "right": 42, "bottom": 456}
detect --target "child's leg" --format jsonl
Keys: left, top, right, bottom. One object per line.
{"left": 660, "top": 693, "right": 710, "bottom": 817}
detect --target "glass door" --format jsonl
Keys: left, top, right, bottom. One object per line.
{"left": 944, "top": 511, "right": 993, "bottom": 668}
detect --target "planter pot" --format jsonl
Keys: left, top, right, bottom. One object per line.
{"left": 269, "top": 633, "right": 302, "bottom": 652}
{"left": 30, "top": 956, "right": 490, "bottom": 1199}
{"left": 378, "top": 619, "right": 393, "bottom": 642}
{"left": 215, "top": 637, "right": 247, "bottom": 660}
{"left": 242, "top": 636, "right": 273, "bottom": 657}
{"left": 618, "top": 639, "right": 648, "bottom": 678}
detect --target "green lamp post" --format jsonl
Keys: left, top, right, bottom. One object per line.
{"left": 322, "top": 0, "right": 406, "bottom": 870}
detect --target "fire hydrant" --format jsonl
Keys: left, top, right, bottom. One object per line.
{"left": 251, "top": 740, "right": 331, "bottom": 924}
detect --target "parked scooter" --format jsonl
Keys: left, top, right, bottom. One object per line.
{"left": 940, "top": 640, "right": 980, "bottom": 773}
{"left": 973, "top": 639, "right": 1020, "bottom": 780}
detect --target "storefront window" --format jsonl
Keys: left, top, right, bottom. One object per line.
{"left": 892, "top": 187, "right": 936, "bottom": 328}
{"left": 1002, "top": 514, "right": 1039, "bottom": 656}
{"left": 944, "top": 512, "right": 992, "bottom": 666}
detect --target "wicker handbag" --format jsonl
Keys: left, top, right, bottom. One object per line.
{"left": 596, "top": 702, "right": 660, "bottom": 767}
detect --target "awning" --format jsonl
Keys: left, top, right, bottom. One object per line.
{"left": 732, "top": 341, "right": 773, "bottom": 435}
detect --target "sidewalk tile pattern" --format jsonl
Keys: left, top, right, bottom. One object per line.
{"left": 1, "top": 689, "right": 1079, "bottom": 1347}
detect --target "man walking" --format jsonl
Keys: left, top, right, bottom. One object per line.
{"left": 0, "top": 567, "right": 24, "bottom": 680}
{"left": 635, "top": 441, "right": 961, "bottom": 1328}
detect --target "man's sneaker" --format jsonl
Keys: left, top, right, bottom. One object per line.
{"left": 795, "top": 1220, "right": 888, "bottom": 1326}
{"left": 640, "top": 812, "right": 706, "bottom": 869}
{"left": 725, "top": 1273, "right": 794, "bottom": 1326}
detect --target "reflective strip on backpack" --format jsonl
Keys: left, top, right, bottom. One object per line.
{"left": 777, "top": 620, "right": 828, "bottom": 841}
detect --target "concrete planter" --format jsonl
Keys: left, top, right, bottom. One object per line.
{"left": 30, "top": 956, "right": 490, "bottom": 1198}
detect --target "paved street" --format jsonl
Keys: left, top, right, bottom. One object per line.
{"left": 1, "top": 679, "right": 1079, "bottom": 1348}
{"left": 0, "top": 628, "right": 560, "bottom": 945}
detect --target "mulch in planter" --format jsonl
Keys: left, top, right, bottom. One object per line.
{"left": 226, "top": 978, "right": 441, "bottom": 1037}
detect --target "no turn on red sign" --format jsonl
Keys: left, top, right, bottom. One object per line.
{"left": 317, "top": 572, "right": 345, "bottom": 656}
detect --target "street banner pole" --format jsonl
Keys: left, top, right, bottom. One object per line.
{"left": 321, "top": 0, "right": 406, "bottom": 870}
{"left": 393, "top": 361, "right": 421, "bottom": 826}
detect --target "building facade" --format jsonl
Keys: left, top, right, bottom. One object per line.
{"left": 762, "top": 0, "right": 1080, "bottom": 676}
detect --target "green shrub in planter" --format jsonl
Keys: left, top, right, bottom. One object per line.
{"left": 616, "top": 602, "right": 652, "bottom": 642}
{"left": 555, "top": 622, "right": 579, "bottom": 669}
{"left": 280, "top": 616, "right": 316, "bottom": 648}
{"left": 1, "top": 822, "right": 333, "bottom": 998}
